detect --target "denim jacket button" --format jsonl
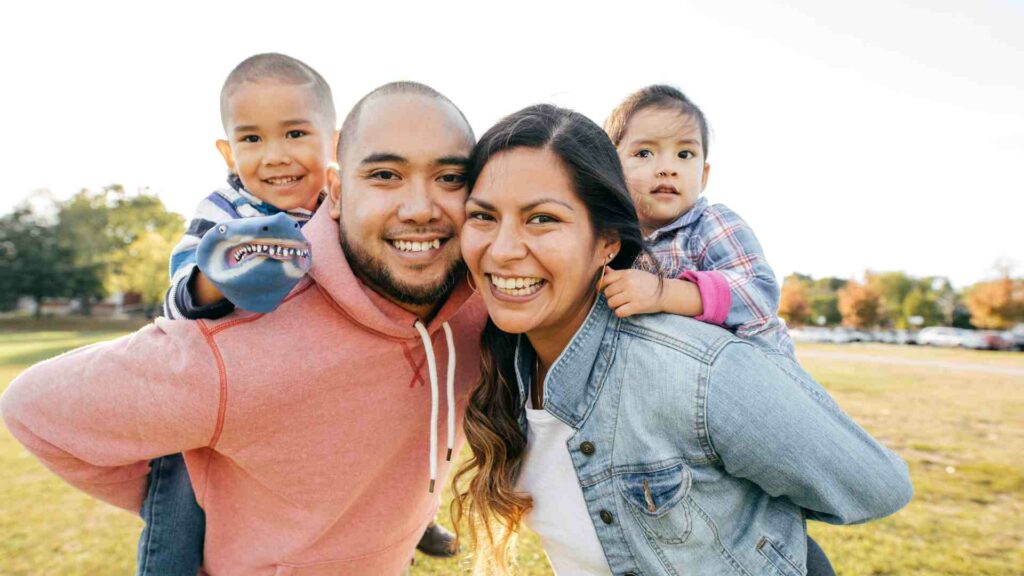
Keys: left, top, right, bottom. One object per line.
{"left": 600, "top": 510, "right": 614, "bottom": 524}
{"left": 580, "top": 441, "right": 596, "bottom": 456}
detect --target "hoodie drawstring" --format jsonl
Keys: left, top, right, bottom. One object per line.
{"left": 414, "top": 320, "right": 456, "bottom": 493}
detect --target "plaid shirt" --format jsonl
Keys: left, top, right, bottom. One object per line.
{"left": 635, "top": 197, "right": 795, "bottom": 357}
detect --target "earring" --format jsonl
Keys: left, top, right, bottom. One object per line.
{"left": 466, "top": 273, "right": 479, "bottom": 294}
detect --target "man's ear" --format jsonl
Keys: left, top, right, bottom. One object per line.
{"left": 328, "top": 165, "right": 342, "bottom": 220}
{"left": 216, "top": 140, "right": 235, "bottom": 171}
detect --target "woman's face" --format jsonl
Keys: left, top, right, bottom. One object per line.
{"left": 462, "top": 147, "right": 618, "bottom": 338}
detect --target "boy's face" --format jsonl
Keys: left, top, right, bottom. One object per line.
{"left": 617, "top": 107, "right": 710, "bottom": 234}
{"left": 329, "top": 94, "right": 472, "bottom": 317}
{"left": 217, "top": 80, "right": 336, "bottom": 212}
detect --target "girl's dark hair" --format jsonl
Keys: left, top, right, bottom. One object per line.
{"left": 452, "top": 104, "right": 644, "bottom": 573}
{"left": 604, "top": 84, "right": 711, "bottom": 159}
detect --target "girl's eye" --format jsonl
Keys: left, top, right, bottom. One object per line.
{"left": 241, "top": 135, "right": 260, "bottom": 143}
{"left": 439, "top": 173, "right": 467, "bottom": 185}
{"left": 286, "top": 130, "right": 307, "bottom": 138}
{"left": 678, "top": 150, "right": 694, "bottom": 159}
{"left": 634, "top": 149, "right": 653, "bottom": 159}
{"left": 528, "top": 214, "right": 558, "bottom": 224}
{"left": 371, "top": 170, "right": 399, "bottom": 181}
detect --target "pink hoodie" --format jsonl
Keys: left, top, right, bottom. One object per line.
{"left": 1, "top": 203, "right": 487, "bottom": 575}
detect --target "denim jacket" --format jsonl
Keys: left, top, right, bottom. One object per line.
{"left": 513, "top": 297, "right": 912, "bottom": 576}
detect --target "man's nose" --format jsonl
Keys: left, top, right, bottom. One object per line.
{"left": 397, "top": 180, "right": 440, "bottom": 223}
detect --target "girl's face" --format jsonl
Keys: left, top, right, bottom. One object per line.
{"left": 461, "top": 147, "right": 618, "bottom": 340}
{"left": 617, "top": 107, "right": 710, "bottom": 234}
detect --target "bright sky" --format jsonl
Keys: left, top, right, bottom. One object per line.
{"left": 3, "top": 0, "right": 1021, "bottom": 288}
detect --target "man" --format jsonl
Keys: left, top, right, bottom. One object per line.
{"left": 1, "top": 82, "right": 485, "bottom": 575}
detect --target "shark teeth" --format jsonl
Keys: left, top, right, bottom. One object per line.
{"left": 391, "top": 239, "right": 442, "bottom": 252}
{"left": 489, "top": 274, "right": 545, "bottom": 296}
{"left": 232, "top": 243, "right": 310, "bottom": 262}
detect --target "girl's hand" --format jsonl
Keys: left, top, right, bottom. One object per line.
{"left": 602, "top": 268, "right": 664, "bottom": 318}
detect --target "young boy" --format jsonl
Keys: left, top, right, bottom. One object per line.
{"left": 141, "top": 52, "right": 337, "bottom": 575}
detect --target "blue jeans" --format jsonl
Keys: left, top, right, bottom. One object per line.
{"left": 806, "top": 534, "right": 835, "bottom": 576}
{"left": 137, "top": 453, "right": 205, "bottom": 576}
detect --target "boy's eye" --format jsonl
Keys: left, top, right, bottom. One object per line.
{"left": 286, "top": 130, "right": 307, "bottom": 138}
{"left": 241, "top": 135, "right": 261, "bottom": 143}
{"left": 634, "top": 149, "right": 653, "bottom": 159}
{"left": 678, "top": 150, "right": 695, "bottom": 159}
{"left": 527, "top": 214, "right": 558, "bottom": 225}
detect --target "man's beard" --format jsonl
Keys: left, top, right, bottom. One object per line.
{"left": 339, "top": 221, "right": 463, "bottom": 307}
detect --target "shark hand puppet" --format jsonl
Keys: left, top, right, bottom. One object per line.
{"left": 196, "top": 212, "right": 312, "bottom": 313}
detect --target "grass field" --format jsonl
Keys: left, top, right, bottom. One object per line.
{"left": 1, "top": 320, "right": 1022, "bottom": 575}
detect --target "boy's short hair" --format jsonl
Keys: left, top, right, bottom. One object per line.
{"left": 220, "top": 53, "right": 336, "bottom": 130}
{"left": 337, "top": 81, "right": 474, "bottom": 162}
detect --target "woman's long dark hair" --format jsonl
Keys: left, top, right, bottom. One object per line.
{"left": 451, "top": 104, "right": 644, "bottom": 573}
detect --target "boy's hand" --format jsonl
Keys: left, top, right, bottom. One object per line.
{"left": 196, "top": 213, "right": 312, "bottom": 313}
{"left": 602, "top": 268, "right": 665, "bottom": 318}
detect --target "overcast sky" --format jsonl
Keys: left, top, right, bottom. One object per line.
{"left": 3, "top": 0, "right": 1021, "bottom": 287}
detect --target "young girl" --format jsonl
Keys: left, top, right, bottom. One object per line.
{"left": 602, "top": 85, "right": 834, "bottom": 575}
{"left": 601, "top": 84, "right": 796, "bottom": 358}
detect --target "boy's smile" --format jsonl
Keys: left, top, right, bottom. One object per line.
{"left": 217, "top": 80, "right": 336, "bottom": 212}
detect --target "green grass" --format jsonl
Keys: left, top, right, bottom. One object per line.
{"left": 1, "top": 322, "right": 1021, "bottom": 575}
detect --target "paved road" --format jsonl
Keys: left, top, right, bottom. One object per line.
{"left": 797, "top": 349, "right": 1024, "bottom": 377}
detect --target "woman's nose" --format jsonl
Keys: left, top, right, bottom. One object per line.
{"left": 489, "top": 221, "right": 527, "bottom": 262}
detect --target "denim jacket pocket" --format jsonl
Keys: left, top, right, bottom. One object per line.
{"left": 616, "top": 461, "right": 692, "bottom": 544}
{"left": 756, "top": 536, "right": 805, "bottom": 576}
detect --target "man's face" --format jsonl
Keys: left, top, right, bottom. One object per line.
{"left": 329, "top": 94, "right": 473, "bottom": 313}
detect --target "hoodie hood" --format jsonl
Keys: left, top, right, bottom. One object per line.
{"left": 303, "top": 201, "right": 476, "bottom": 341}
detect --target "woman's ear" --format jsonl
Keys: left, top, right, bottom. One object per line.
{"left": 328, "top": 164, "right": 342, "bottom": 219}
{"left": 598, "top": 232, "right": 622, "bottom": 265}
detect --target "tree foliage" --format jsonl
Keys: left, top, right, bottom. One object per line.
{"left": 965, "top": 277, "right": 1024, "bottom": 329}
{"left": 779, "top": 275, "right": 811, "bottom": 326}
{"left": 837, "top": 279, "right": 883, "bottom": 328}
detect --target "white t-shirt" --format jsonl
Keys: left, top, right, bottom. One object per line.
{"left": 517, "top": 405, "right": 613, "bottom": 575}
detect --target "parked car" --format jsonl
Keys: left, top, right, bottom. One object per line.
{"left": 790, "top": 327, "right": 833, "bottom": 343}
{"left": 872, "top": 330, "right": 896, "bottom": 344}
{"left": 957, "top": 329, "right": 1009, "bottom": 350}
{"left": 917, "top": 327, "right": 962, "bottom": 347}
{"left": 893, "top": 330, "right": 918, "bottom": 345}
{"left": 830, "top": 327, "right": 873, "bottom": 343}
{"left": 1002, "top": 324, "right": 1024, "bottom": 351}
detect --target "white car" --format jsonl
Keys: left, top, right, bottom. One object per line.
{"left": 917, "top": 327, "right": 962, "bottom": 347}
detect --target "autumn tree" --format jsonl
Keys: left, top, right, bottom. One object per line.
{"left": 109, "top": 231, "right": 177, "bottom": 317}
{"left": 779, "top": 275, "right": 810, "bottom": 326}
{"left": 837, "top": 279, "right": 883, "bottom": 328}
{"left": 964, "top": 276, "right": 1024, "bottom": 329}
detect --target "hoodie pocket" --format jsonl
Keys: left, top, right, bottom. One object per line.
{"left": 616, "top": 461, "right": 692, "bottom": 544}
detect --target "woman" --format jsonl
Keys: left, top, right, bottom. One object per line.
{"left": 452, "top": 104, "right": 912, "bottom": 575}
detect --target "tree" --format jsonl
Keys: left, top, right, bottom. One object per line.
{"left": 779, "top": 275, "right": 810, "bottom": 326}
{"left": 109, "top": 231, "right": 177, "bottom": 317}
{"left": 902, "top": 287, "right": 944, "bottom": 327}
{"left": 964, "top": 276, "right": 1024, "bottom": 329}
{"left": 837, "top": 279, "right": 883, "bottom": 328}
{"left": 0, "top": 207, "right": 75, "bottom": 316}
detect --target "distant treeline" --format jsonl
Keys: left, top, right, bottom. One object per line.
{"left": 780, "top": 271, "right": 1023, "bottom": 330}
{"left": 0, "top": 186, "right": 183, "bottom": 316}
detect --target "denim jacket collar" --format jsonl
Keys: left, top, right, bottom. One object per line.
{"left": 513, "top": 296, "right": 619, "bottom": 429}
